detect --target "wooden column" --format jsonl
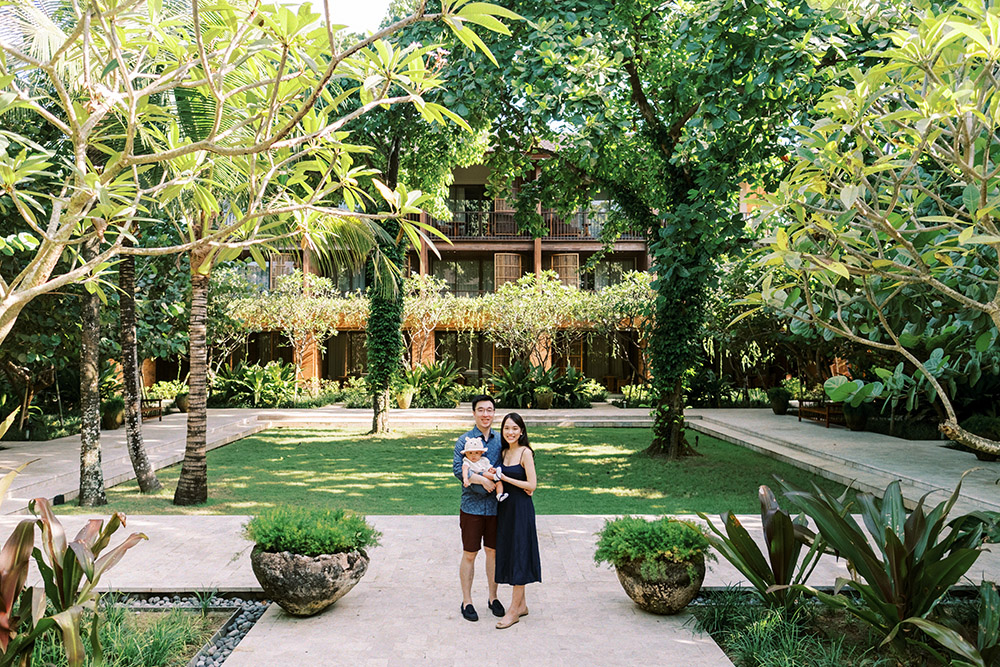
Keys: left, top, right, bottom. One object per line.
{"left": 418, "top": 212, "right": 430, "bottom": 275}
{"left": 411, "top": 330, "right": 435, "bottom": 366}
{"left": 299, "top": 238, "right": 321, "bottom": 381}
{"left": 141, "top": 358, "right": 157, "bottom": 387}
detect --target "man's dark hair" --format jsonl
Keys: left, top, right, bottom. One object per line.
{"left": 471, "top": 395, "right": 495, "bottom": 411}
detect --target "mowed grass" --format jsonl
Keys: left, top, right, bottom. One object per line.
{"left": 55, "top": 427, "right": 853, "bottom": 516}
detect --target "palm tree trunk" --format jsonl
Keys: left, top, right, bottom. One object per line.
{"left": 119, "top": 243, "right": 162, "bottom": 493}
{"left": 79, "top": 237, "right": 107, "bottom": 506}
{"left": 173, "top": 245, "right": 211, "bottom": 505}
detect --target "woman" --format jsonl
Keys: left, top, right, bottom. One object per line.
{"left": 493, "top": 412, "right": 541, "bottom": 629}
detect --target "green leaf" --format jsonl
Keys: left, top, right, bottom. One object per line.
{"left": 976, "top": 331, "right": 993, "bottom": 353}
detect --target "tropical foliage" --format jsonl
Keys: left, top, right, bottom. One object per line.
{"left": 749, "top": 1, "right": 1000, "bottom": 456}
{"left": 245, "top": 507, "right": 381, "bottom": 557}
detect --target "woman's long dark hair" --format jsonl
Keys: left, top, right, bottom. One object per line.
{"left": 500, "top": 412, "right": 533, "bottom": 461}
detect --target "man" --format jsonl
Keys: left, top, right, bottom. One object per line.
{"left": 453, "top": 394, "right": 505, "bottom": 622}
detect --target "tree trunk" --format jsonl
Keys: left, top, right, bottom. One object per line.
{"left": 366, "top": 135, "right": 404, "bottom": 435}
{"left": 119, "top": 244, "right": 162, "bottom": 493}
{"left": 372, "top": 389, "right": 391, "bottom": 434}
{"left": 647, "top": 378, "right": 695, "bottom": 459}
{"left": 78, "top": 237, "right": 107, "bottom": 506}
{"left": 173, "top": 246, "right": 211, "bottom": 505}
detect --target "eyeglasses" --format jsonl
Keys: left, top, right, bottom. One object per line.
{"left": 474, "top": 408, "right": 495, "bottom": 414}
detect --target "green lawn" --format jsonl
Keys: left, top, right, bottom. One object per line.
{"left": 56, "top": 427, "right": 853, "bottom": 516}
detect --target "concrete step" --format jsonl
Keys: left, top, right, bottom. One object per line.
{"left": 688, "top": 417, "right": 998, "bottom": 514}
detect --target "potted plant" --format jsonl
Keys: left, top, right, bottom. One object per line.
{"left": 174, "top": 390, "right": 190, "bottom": 413}
{"left": 534, "top": 385, "right": 554, "bottom": 410}
{"left": 766, "top": 386, "right": 792, "bottom": 415}
{"left": 395, "top": 383, "right": 416, "bottom": 410}
{"left": 101, "top": 395, "right": 126, "bottom": 430}
{"left": 824, "top": 376, "right": 884, "bottom": 432}
{"left": 594, "top": 516, "right": 713, "bottom": 615}
{"left": 245, "top": 506, "right": 381, "bottom": 617}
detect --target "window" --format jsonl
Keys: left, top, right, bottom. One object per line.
{"left": 582, "top": 258, "right": 636, "bottom": 291}
{"left": 268, "top": 253, "right": 297, "bottom": 289}
{"left": 432, "top": 258, "right": 495, "bottom": 296}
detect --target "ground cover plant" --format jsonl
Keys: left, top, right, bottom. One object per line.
{"left": 54, "top": 428, "right": 856, "bottom": 516}
{"left": 31, "top": 606, "right": 227, "bottom": 667}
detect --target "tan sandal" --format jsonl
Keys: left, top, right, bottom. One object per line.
{"left": 519, "top": 608, "right": 529, "bottom": 617}
{"left": 495, "top": 617, "right": 519, "bottom": 629}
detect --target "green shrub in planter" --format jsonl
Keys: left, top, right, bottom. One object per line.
{"left": 595, "top": 516, "right": 714, "bottom": 614}
{"left": 245, "top": 507, "right": 382, "bottom": 617}
{"left": 245, "top": 507, "right": 381, "bottom": 557}
{"left": 534, "top": 385, "right": 554, "bottom": 410}
{"left": 766, "top": 386, "right": 791, "bottom": 415}
{"left": 101, "top": 395, "right": 126, "bottom": 429}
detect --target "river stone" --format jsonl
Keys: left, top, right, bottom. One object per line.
{"left": 614, "top": 555, "right": 705, "bottom": 615}
{"left": 250, "top": 547, "right": 369, "bottom": 617}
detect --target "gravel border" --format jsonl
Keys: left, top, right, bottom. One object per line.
{"left": 101, "top": 593, "right": 270, "bottom": 666}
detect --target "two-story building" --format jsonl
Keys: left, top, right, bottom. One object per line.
{"left": 235, "top": 161, "right": 652, "bottom": 391}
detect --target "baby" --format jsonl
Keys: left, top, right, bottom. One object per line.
{"left": 461, "top": 437, "right": 507, "bottom": 502}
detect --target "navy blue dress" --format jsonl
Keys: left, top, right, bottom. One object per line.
{"left": 495, "top": 451, "right": 541, "bottom": 585}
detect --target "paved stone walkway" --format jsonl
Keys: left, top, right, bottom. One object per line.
{"left": 2, "top": 406, "right": 999, "bottom": 665}
{"left": 688, "top": 408, "right": 1000, "bottom": 515}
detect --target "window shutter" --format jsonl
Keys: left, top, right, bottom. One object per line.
{"left": 269, "top": 253, "right": 296, "bottom": 289}
{"left": 494, "top": 253, "right": 521, "bottom": 287}
{"left": 551, "top": 253, "right": 579, "bottom": 288}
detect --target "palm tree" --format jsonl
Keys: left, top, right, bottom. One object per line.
{"left": 119, "top": 237, "right": 162, "bottom": 493}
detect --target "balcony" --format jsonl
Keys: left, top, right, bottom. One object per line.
{"left": 429, "top": 200, "right": 643, "bottom": 241}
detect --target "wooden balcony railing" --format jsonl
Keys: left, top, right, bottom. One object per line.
{"left": 430, "top": 204, "right": 643, "bottom": 241}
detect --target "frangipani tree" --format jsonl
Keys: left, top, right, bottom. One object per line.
{"left": 748, "top": 0, "right": 1000, "bottom": 455}
{"left": 0, "top": 0, "right": 518, "bottom": 348}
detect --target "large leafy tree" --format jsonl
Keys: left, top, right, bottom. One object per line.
{"left": 457, "top": 0, "right": 885, "bottom": 457}
{"left": 0, "top": 0, "right": 515, "bottom": 351}
{"left": 750, "top": 1, "right": 1000, "bottom": 455}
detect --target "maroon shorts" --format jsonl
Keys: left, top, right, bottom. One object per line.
{"left": 460, "top": 511, "right": 497, "bottom": 552}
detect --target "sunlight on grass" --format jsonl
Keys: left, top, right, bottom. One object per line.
{"left": 52, "top": 427, "right": 855, "bottom": 516}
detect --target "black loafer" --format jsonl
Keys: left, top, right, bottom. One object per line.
{"left": 461, "top": 604, "right": 478, "bottom": 622}
{"left": 488, "top": 598, "right": 505, "bottom": 617}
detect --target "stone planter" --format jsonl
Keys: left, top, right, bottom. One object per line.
{"left": 843, "top": 404, "right": 867, "bottom": 431}
{"left": 534, "top": 390, "right": 554, "bottom": 410}
{"left": 614, "top": 555, "right": 705, "bottom": 615}
{"left": 175, "top": 393, "right": 190, "bottom": 413}
{"left": 250, "top": 547, "right": 369, "bottom": 617}
{"left": 101, "top": 410, "right": 124, "bottom": 430}
{"left": 770, "top": 397, "right": 789, "bottom": 415}
{"left": 395, "top": 389, "right": 415, "bottom": 410}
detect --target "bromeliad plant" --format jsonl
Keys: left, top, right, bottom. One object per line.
{"left": 0, "top": 492, "right": 146, "bottom": 666}
{"left": 905, "top": 580, "right": 1000, "bottom": 667}
{"left": 776, "top": 474, "right": 988, "bottom": 651}
{"left": 698, "top": 486, "right": 826, "bottom": 611}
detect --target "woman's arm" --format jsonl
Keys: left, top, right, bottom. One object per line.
{"left": 498, "top": 450, "right": 537, "bottom": 493}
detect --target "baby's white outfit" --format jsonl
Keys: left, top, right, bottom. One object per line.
{"left": 463, "top": 457, "right": 494, "bottom": 476}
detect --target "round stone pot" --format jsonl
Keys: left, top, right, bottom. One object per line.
{"left": 250, "top": 547, "right": 369, "bottom": 617}
{"left": 396, "top": 389, "right": 415, "bottom": 410}
{"left": 614, "top": 555, "right": 705, "bottom": 615}
{"left": 843, "top": 404, "right": 867, "bottom": 432}
{"left": 534, "top": 391, "right": 554, "bottom": 410}
{"left": 174, "top": 393, "right": 190, "bottom": 413}
{"left": 770, "top": 397, "right": 789, "bottom": 416}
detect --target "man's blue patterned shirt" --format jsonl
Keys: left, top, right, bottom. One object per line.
{"left": 453, "top": 426, "right": 502, "bottom": 516}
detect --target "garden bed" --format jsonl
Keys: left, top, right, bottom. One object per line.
{"left": 690, "top": 588, "right": 981, "bottom": 667}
